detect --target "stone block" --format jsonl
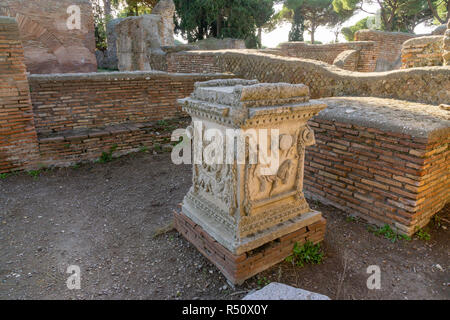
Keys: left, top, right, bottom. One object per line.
{"left": 115, "top": 1, "right": 175, "bottom": 71}
{"left": 243, "top": 282, "right": 330, "bottom": 300}
{"left": 175, "top": 79, "right": 327, "bottom": 283}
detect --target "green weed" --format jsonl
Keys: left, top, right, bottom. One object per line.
{"left": 285, "top": 241, "right": 324, "bottom": 267}
{"left": 368, "top": 224, "right": 411, "bottom": 243}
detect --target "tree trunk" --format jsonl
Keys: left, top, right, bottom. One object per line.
{"left": 103, "top": 0, "right": 112, "bottom": 18}
{"left": 447, "top": 1, "right": 450, "bottom": 23}
{"left": 258, "top": 27, "right": 262, "bottom": 48}
{"left": 217, "top": 10, "right": 223, "bottom": 38}
{"left": 427, "top": 0, "right": 445, "bottom": 24}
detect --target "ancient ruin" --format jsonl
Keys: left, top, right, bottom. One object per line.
{"left": 0, "top": 0, "right": 97, "bottom": 74}
{"left": 0, "top": 0, "right": 449, "bottom": 299}
{"left": 444, "top": 20, "right": 450, "bottom": 66}
{"left": 152, "top": 0, "right": 176, "bottom": 47}
{"left": 115, "top": 0, "right": 176, "bottom": 71}
{"left": 96, "top": 18, "right": 125, "bottom": 70}
{"left": 175, "top": 79, "right": 327, "bottom": 284}
{"left": 402, "top": 36, "right": 444, "bottom": 68}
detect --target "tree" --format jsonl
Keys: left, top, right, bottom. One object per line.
{"left": 114, "top": 0, "right": 157, "bottom": 16}
{"left": 341, "top": 16, "right": 370, "bottom": 40}
{"left": 90, "top": 0, "right": 158, "bottom": 50}
{"left": 252, "top": 0, "right": 276, "bottom": 48}
{"left": 290, "top": 7, "right": 305, "bottom": 40}
{"left": 333, "top": 0, "right": 434, "bottom": 32}
{"left": 279, "top": 0, "right": 354, "bottom": 43}
{"left": 173, "top": 0, "right": 276, "bottom": 48}
{"left": 426, "top": 0, "right": 449, "bottom": 24}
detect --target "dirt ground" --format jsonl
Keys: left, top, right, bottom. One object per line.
{"left": 0, "top": 152, "right": 448, "bottom": 300}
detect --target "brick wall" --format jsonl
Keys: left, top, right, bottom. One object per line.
{"left": 27, "top": 71, "right": 233, "bottom": 167}
{"left": 0, "top": 0, "right": 97, "bottom": 74}
{"left": 355, "top": 30, "right": 416, "bottom": 71}
{"left": 278, "top": 41, "right": 377, "bottom": 72}
{"left": 29, "top": 72, "right": 232, "bottom": 135}
{"left": 166, "top": 51, "right": 222, "bottom": 73}
{"left": 402, "top": 35, "right": 444, "bottom": 68}
{"left": 0, "top": 17, "right": 39, "bottom": 173}
{"left": 160, "top": 50, "right": 450, "bottom": 105}
{"left": 304, "top": 97, "right": 450, "bottom": 235}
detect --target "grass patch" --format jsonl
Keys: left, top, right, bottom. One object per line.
{"left": 71, "top": 163, "right": 81, "bottom": 169}
{"left": 98, "top": 144, "right": 118, "bottom": 163}
{"left": 0, "top": 173, "right": 11, "bottom": 179}
{"left": 139, "top": 145, "right": 149, "bottom": 153}
{"left": 157, "top": 120, "right": 169, "bottom": 127}
{"left": 256, "top": 276, "right": 271, "bottom": 288}
{"left": 285, "top": 241, "right": 324, "bottom": 267}
{"left": 415, "top": 228, "right": 431, "bottom": 241}
{"left": 368, "top": 224, "right": 411, "bottom": 243}
{"left": 27, "top": 170, "right": 41, "bottom": 180}
{"left": 153, "top": 143, "right": 162, "bottom": 153}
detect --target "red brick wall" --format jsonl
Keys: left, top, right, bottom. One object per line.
{"left": 355, "top": 30, "right": 416, "bottom": 71}
{"left": 161, "top": 50, "right": 450, "bottom": 106}
{"left": 304, "top": 117, "right": 449, "bottom": 235}
{"left": 29, "top": 72, "right": 232, "bottom": 135}
{"left": 166, "top": 51, "right": 222, "bottom": 74}
{"left": 278, "top": 41, "right": 377, "bottom": 72}
{"left": 27, "top": 72, "right": 233, "bottom": 167}
{"left": 0, "top": 17, "right": 39, "bottom": 173}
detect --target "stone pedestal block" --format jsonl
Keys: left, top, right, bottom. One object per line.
{"left": 176, "top": 79, "right": 327, "bottom": 283}
{"left": 115, "top": 1, "right": 175, "bottom": 71}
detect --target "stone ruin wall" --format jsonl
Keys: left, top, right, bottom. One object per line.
{"left": 0, "top": 17, "right": 448, "bottom": 235}
{"left": 0, "top": 0, "right": 97, "bottom": 74}
{"left": 354, "top": 29, "right": 417, "bottom": 71}
{"left": 402, "top": 35, "right": 444, "bottom": 68}
{"left": 114, "top": 0, "right": 176, "bottom": 72}
{"left": 306, "top": 97, "right": 449, "bottom": 235}
{"left": 277, "top": 41, "right": 377, "bottom": 72}
{"left": 272, "top": 30, "right": 417, "bottom": 72}
{"left": 96, "top": 18, "right": 125, "bottom": 70}
{"left": 0, "top": 16, "right": 39, "bottom": 173}
{"left": 161, "top": 50, "right": 450, "bottom": 106}
{"left": 29, "top": 71, "right": 234, "bottom": 168}
{"left": 443, "top": 20, "right": 450, "bottom": 65}
{"left": 0, "top": 16, "right": 233, "bottom": 171}
{"left": 28, "top": 72, "right": 231, "bottom": 135}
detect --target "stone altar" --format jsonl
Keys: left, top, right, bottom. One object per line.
{"left": 175, "top": 79, "right": 327, "bottom": 284}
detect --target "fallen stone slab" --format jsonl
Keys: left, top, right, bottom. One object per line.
{"left": 243, "top": 283, "right": 331, "bottom": 300}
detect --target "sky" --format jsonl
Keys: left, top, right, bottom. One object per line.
{"left": 175, "top": 3, "right": 436, "bottom": 48}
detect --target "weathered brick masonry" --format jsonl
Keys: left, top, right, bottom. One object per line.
{"left": 0, "top": 17, "right": 39, "bottom": 173}
{"left": 304, "top": 97, "right": 450, "bottom": 235}
{"left": 355, "top": 30, "right": 417, "bottom": 71}
{"left": 162, "top": 50, "right": 450, "bottom": 105}
{"left": 28, "top": 72, "right": 230, "bottom": 134}
{"left": 174, "top": 210, "right": 326, "bottom": 284}
{"left": 278, "top": 41, "right": 377, "bottom": 72}
{"left": 28, "top": 72, "right": 233, "bottom": 167}
{"left": 402, "top": 36, "right": 444, "bottom": 68}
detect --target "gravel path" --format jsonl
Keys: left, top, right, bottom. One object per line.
{"left": 0, "top": 152, "right": 448, "bottom": 299}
